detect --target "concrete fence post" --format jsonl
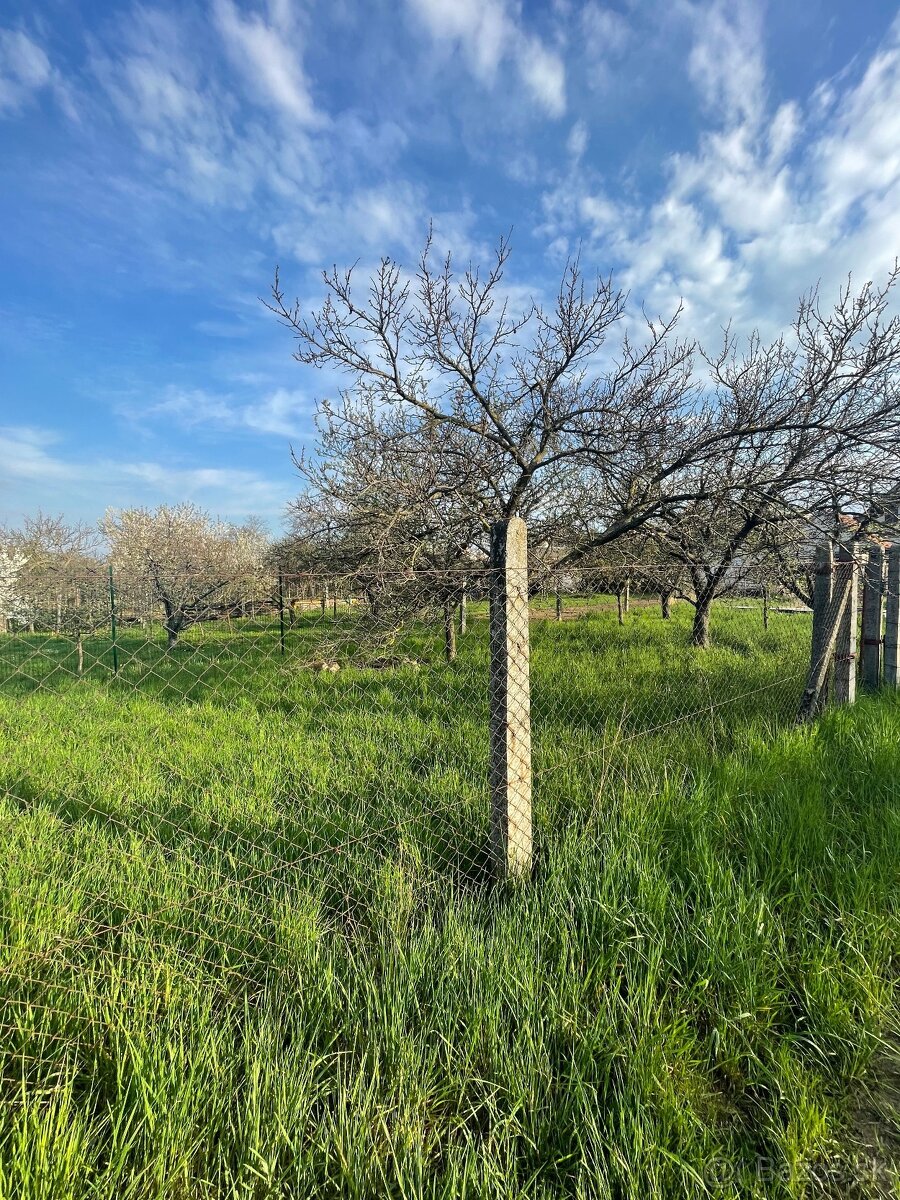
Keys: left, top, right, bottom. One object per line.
{"left": 884, "top": 545, "right": 900, "bottom": 687}
{"left": 798, "top": 544, "right": 835, "bottom": 721}
{"left": 459, "top": 581, "right": 467, "bottom": 636}
{"left": 489, "top": 516, "right": 532, "bottom": 879}
{"left": 833, "top": 544, "right": 859, "bottom": 706}
{"left": 860, "top": 546, "right": 885, "bottom": 690}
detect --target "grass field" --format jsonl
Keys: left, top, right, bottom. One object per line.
{"left": 0, "top": 599, "right": 898, "bottom": 1197}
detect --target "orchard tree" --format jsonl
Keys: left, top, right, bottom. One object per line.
{"left": 103, "top": 504, "right": 269, "bottom": 649}
{"left": 0, "top": 547, "right": 28, "bottom": 633}
{"left": 1, "top": 512, "right": 103, "bottom": 633}
{"left": 648, "top": 270, "right": 900, "bottom": 646}
{"left": 272, "top": 235, "right": 900, "bottom": 651}
{"left": 285, "top": 395, "right": 513, "bottom": 659}
{"left": 649, "top": 496, "right": 770, "bottom": 646}
{"left": 268, "top": 232, "right": 698, "bottom": 548}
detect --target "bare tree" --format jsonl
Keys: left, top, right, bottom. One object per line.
{"left": 272, "top": 238, "right": 900, "bottom": 657}
{"left": 648, "top": 498, "right": 771, "bottom": 646}
{"left": 627, "top": 270, "right": 900, "bottom": 645}
{"left": 268, "top": 233, "right": 696, "bottom": 547}
{"left": 283, "top": 396, "right": 505, "bottom": 660}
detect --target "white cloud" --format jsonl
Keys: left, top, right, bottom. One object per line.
{"left": 0, "top": 28, "right": 64, "bottom": 117}
{"left": 272, "top": 179, "right": 428, "bottom": 263}
{"left": 567, "top": 119, "right": 589, "bottom": 159}
{"left": 242, "top": 389, "right": 313, "bottom": 437}
{"left": 140, "top": 385, "right": 313, "bottom": 440}
{"left": 687, "top": 0, "right": 765, "bottom": 128}
{"left": 814, "top": 27, "right": 900, "bottom": 222}
{"left": 88, "top": 2, "right": 405, "bottom": 236}
{"left": 212, "top": 0, "right": 321, "bottom": 125}
{"left": 91, "top": 8, "right": 254, "bottom": 206}
{"left": 580, "top": 1, "right": 631, "bottom": 87}
{"left": 0, "top": 426, "right": 289, "bottom": 527}
{"left": 406, "top": 0, "right": 509, "bottom": 80}
{"left": 405, "top": 0, "right": 566, "bottom": 116}
{"left": 518, "top": 35, "right": 566, "bottom": 118}
{"left": 540, "top": 2, "right": 900, "bottom": 344}
{"left": 582, "top": 3, "right": 630, "bottom": 53}
{"left": 117, "top": 460, "right": 286, "bottom": 511}
{"left": 768, "top": 100, "right": 800, "bottom": 162}
{"left": 0, "top": 426, "right": 74, "bottom": 481}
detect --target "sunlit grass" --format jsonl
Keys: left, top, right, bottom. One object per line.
{"left": 0, "top": 597, "right": 897, "bottom": 1197}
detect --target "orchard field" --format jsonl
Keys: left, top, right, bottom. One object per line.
{"left": 0, "top": 599, "right": 898, "bottom": 1198}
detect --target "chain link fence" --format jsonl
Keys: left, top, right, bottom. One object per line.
{"left": 0, "top": 550, "right": 813, "bottom": 936}
{"left": 0, "top": 531, "right": 896, "bottom": 1192}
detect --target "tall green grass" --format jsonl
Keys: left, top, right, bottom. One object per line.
{"left": 0, "top": 601, "right": 897, "bottom": 1197}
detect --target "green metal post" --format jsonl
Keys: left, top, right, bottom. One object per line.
{"left": 278, "top": 572, "right": 286, "bottom": 656}
{"left": 108, "top": 564, "right": 119, "bottom": 674}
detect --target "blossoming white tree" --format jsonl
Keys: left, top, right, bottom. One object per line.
{"left": 103, "top": 504, "right": 269, "bottom": 648}
{"left": 1, "top": 514, "right": 104, "bottom": 645}
{"left": 0, "top": 548, "right": 28, "bottom": 632}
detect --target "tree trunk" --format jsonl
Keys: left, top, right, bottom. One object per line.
{"left": 762, "top": 586, "right": 769, "bottom": 630}
{"left": 555, "top": 590, "right": 562, "bottom": 622}
{"left": 616, "top": 588, "right": 624, "bottom": 626}
{"left": 660, "top": 590, "right": 672, "bottom": 619}
{"left": 444, "top": 602, "right": 457, "bottom": 663}
{"left": 164, "top": 609, "right": 184, "bottom": 650}
{"left": 691, "top": 594, "right": 714, "bottom": 647}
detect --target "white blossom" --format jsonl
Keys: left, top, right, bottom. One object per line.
{"left": 0, "top": 548, "right": 28, "bottom": 627}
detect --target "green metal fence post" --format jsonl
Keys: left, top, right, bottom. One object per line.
{"left": 278, "top": 572, "right": 286, "bottom": 656}
{"left": 108, "top": 564, "right": 119, "bottom": 675}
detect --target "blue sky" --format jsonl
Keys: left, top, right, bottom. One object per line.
{"left": 1, "top": 0, "right": 899, "bottom": 531}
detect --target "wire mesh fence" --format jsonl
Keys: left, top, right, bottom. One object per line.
{"left": 0, "top": 535, "right": 894, "bottom": 1190}
{"left": 0, "top": 552, "right": 815, "bottom": 898}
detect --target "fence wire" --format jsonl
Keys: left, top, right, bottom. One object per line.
{"left": 0, "top": 555, "right": 832, "bottom": 1185}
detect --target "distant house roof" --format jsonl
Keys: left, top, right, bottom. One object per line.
{"left": 836, "top": 512, "right": 894, "bottom": 548}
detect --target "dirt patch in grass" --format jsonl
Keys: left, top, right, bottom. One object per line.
{"left": 825, "top": 1033, "right": 900, "bottom": 1197}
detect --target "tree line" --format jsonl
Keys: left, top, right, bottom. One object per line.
{"left": 268, "top": 233, "right": 900, "bottom": 648}
{"left": 0, "top": 507, "right": 270, "bottom": 652}
{"left": 2, "top": 236, "right": 899, "bottom": 656}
